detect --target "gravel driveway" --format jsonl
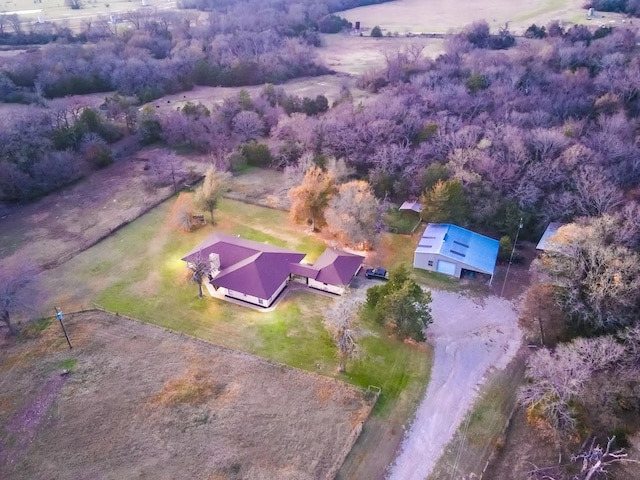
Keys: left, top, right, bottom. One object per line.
{"left": 388, "top": 290, "right": 522, "bottom": 480}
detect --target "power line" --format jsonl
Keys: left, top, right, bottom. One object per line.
{"left": 500, "top": 218, "right": 523, "bottom": 297}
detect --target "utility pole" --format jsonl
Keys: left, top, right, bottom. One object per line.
{"left": 537, "top": 316, "right": 546, "bottom": 346}
{"left": 55, "top": 307, "right": 73, "bottom": 349}
{"left": 500, "top": 217, "right": 523, "bottom": 297}
{"left": 171, "top": 163, "right": 177, "bottom": 194}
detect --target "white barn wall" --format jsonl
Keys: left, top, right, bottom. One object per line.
{"left": 413, "top": 252, "right": 463, "bottom": 278}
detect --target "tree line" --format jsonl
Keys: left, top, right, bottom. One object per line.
{"left": 0, "top": 0, "right": 391, "bottom": 103}
{"left": 269, "top": 22, "right": 639, "bottom": 239}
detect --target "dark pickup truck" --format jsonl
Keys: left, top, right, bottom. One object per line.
{"left": 365, "top": 267, "right": 389, "bottom": 280}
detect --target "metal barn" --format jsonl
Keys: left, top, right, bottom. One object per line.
{"left": 413, "top": 224, "right": 499, "bottom": 283}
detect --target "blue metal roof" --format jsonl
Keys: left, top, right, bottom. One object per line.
{"left": 415, "top": 224, "right": 499, "bottom": 275}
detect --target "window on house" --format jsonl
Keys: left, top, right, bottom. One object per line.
{"left": 258, "top": 299, "right": 264, "bottom": 305}
{"left": 428, "top": 260, "right": 433, "bottom": 267}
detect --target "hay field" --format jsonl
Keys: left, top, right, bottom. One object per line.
{"left": 1, "top": 0, "right": 172, "bottom": 26}
{"left": 337, "top": 0, "right": 619, "bottom": 35}
{"left": 0, "top": 311, "right": 373, "bottom": 480}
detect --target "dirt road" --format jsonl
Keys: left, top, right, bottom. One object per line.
{"left": 388, "top": 290, "right": 521, "bottom": 480}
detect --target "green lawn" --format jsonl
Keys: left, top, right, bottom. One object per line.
{"left": 384, "top": 208, "right": 421, "bottom": 235}
{"left": 42, "top": 195, "right": 431, "bottom": 416}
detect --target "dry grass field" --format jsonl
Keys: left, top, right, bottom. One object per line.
{"left": 0, "top": 311, "right": 373, "bottom": 480}
{"left": 337, "top": 0, "right": 626, "bottom": 35}
{"left": 144, "top": 74, "right": 368, "bottom": 114}
{"left": 1, "top": 0, "right": 174, "bottom": 27}
{"left": 0, "top": 146, "right": 207, "bottom": 270}
{"left": 319, "top": 33, "right": 445, "bottom": 76}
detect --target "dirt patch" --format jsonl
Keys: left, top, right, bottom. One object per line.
{"left": 0, "top": 311, "right": 373, "bottom": 480}
{"left": 490, "top": 241, "right": 538, "bottom": 300}
{"left": 225, "top": 168, "right": 292, "bottom": 210}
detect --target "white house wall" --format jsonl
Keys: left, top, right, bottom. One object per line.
{"left": 308, "top": 278, "right": 345, "bottom": 295}
{"left": 225, "top": 288, "right": 267, "bottom": 306}
{"left": 223, "top": 278, "right": 288, "bottom": 307}
{"left": 267, "top": 279, "right": 288, "bottom": 305}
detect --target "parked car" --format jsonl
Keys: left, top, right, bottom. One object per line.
{"left": 365, "top": 267, "right": 389, "bottom": 280}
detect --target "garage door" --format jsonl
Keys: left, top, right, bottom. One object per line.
{"left": 436, "top": 260, "right": 457, "bottom": 276}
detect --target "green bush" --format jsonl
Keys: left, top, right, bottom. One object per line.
{"left": 84, "top": 144, "right": 113, "bottom": 169}
{"left": 364, "top": 265, "right": 433, "bottom": 342}
{"left": 498, "top": 235, "right": 513, "bottom": 262}
{"left": 240, "top": 142, "right": 272, "bottom": 167}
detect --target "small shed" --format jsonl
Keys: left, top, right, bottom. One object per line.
{"left": 536, "top": 222, "right": 566, "bottom": 252}
{"left": 399, "top": 200, "right": 422, "bottom": 214}
{"left": 413, "top": 223, "right": 499, "bottom": 283}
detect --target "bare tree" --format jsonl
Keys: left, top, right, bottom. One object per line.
{"left": 232, "top": 110, "right": 264, "bottom": 141}
{"left": 573, "top": 166, "right": 624, "bottom": 217}
{"left": 283, "top": 152, "right": 315, "bottom": 188}
{"left": 527, "top": 436, "right": 639, "bottom": 480}
{"left": 0, "top": 13, "right": 8, "bottom": 35}
{"left": 519, "top": 336, "right": 625, "bottom": 433}
{"left": 324, "top": 295, "right": 361, "bottom": 373}
{"left": 147, "top": 151, "right": 181, "bottom": 191}
{"left": 5, "top": 14, "right": 22, "bottom": 35}
{"left": 325, "top": 180, "right": 379, "bottom": 250}
{"left": 0, "top": 263, "right": 41, "bottom": 335}
{"left": 194, "top": 165, "right": 230, "bottom": 224}
{"left": 289, "top": 166, "right": 335, "bottom": 231}
{"left": 549, "top": 220, "right": 640, "bottom": 332}
{"left": 325, "top": 156, "right": 354, "bottom": 184}
{"left": 188, "top": 253, "right": 209, "bottom": 298}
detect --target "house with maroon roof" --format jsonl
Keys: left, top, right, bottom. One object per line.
{"left": 290, "top": 249, "right": 364, "bottom": 295}
{"left": 182, "top": 233, "right": 306, "bottom": 307}
{"left": 182, "top": 234, "right": 364, "bottom": 308}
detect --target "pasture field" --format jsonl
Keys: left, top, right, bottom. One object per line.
{"left": 1, "top": 0, "right": 174, "bottom": 27}
{"left": 0, "top": 311, "right": 373, "bottom": 480}
{"left": 143, "top": 74, "right": 369, "bottom": 115}
{"left": 319, "top": 33, "right": 445, "bottom": 76}
{"left": 337, "top": 0, "right": 625, "bottom": 35}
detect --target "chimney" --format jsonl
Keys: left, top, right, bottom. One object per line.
{"left": 209, "top": 253, "right": 221, "bottom": 277}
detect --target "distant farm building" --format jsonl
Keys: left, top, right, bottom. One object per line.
{"left": 413, "top": 224, "right": 499, "bottom": 283}
{"left": 182, "top": 234, "right": 363, "bottom": 308}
